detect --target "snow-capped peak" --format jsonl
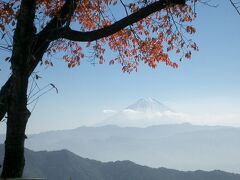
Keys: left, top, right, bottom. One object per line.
{"left": 126, "top": 98, "right": 173, "bottom": 113}
{"left": 98, "top": 98, "right": 184, "bottom": 127}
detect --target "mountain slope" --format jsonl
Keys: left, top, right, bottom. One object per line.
{"left": 10, "top": 124, "right": 239, "bottom": 173}
{"left": 1, "top": 145, "right": 240, "bottom": 180}
{"left": 1, "top": 124, "right": 240, "bottom": 173}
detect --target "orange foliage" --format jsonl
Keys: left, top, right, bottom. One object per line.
{"left": 0, "top": 0, "right": 199, "bottom": 72}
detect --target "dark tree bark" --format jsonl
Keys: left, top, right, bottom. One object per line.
{"left": 1, "top": 0, "right": 36, "bottom": 177}
{"left": 1, "top": 75, "right": 30, "bottom": 178}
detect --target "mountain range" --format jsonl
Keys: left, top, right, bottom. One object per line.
{"left": 1, "top": 98, "right": 240, "bottom": 174}
{"left": 1, "top": 144, "right": 240, "bottom": 180}
{"left": 1, "top": 123, "right": 239, "bottom": 173}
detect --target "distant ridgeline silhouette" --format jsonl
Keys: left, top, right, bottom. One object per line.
{"left": 1, "top": 123, "right": 240, "bottom": 174}
{"left": 0, "top": 144, "right": 240, "bottom": 180}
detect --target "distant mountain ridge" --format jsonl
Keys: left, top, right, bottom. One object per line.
{"left": 1, "top": 124, "right": 238, "bottom": 173}
{"left": 1, "top": 144, "right": 240, "bottom": 180}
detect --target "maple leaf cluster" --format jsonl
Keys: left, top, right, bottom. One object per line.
{"left": 0, "top": 0, "right": 199, "bottom": 72}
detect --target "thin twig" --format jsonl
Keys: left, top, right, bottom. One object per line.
{"left": 230, "top": 0, "right": 240, "bottom": 15}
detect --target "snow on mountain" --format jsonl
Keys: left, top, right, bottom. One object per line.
{"left": 100, "top": 98, "right": 186, "bottom": 127}
{"left": 126, "top": 98, "right": 173, "bottom": 112}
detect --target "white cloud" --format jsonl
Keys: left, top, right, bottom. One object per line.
{"left": 102, "top": 106, "right": 240, "bottom": 128}
{"left": 163, "top": 111, "right": 188, "bottom": 119}
{"left": 122, "top": 109, "right": 139, "bottom": 114}
{"left": 102, "top": 109, "right": 117, "bottom": 114}
{"left": 121, "top": 109, "right": 187, "bottom": 121}
{"left": 121, "top": 109, "right": 142, "bottom": 120}
{"left": 113, "top": 109, "right": 187, "bottom": 126}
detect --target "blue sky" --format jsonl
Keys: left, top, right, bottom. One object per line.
{"left": 1, "top": 0, "right": 240, "bottom": 133}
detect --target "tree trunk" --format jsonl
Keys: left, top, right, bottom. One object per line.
{"left": 0, "top": 0, "right": 36, "bottom": 177}
{"left": 1, "top": 72, "right": 30, "bottom": 178}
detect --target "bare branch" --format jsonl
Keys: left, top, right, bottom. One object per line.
{"left": 230, "top": 0, "right": 240, "bottom": 15}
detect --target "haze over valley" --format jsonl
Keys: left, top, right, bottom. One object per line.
{"left": 1, "top": 98, "right": 240, "bottom": 174}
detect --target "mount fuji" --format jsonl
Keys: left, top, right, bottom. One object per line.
{"left": 127, "top": 98, "right": 172, "bottom": 112}
{"left": 100, "top": 98, "right": 185, "bottom": 127}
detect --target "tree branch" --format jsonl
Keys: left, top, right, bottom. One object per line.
{"left": 28, "top": 0, "right": 79, "bottom": 74}
{"left": 0, "top": 0, "right": 79, "bottom": 122}
{"left": 59, "top": 0, "right": 185, "bottom": 42}
{"left": 0, "top": 77, "right": 12, "bottom": 122}
{"left": 0, "top": 0, "right": 37, "bottom": 123}
{"left": 229, "top": 0, "right": 240, "bottom": 15}
{"left": 37, "top": 0, "right": 78, "bottom": 40}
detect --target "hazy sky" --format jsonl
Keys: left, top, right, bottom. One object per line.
{"left": 1, "top": 0, "right": 240, "bottom": 133}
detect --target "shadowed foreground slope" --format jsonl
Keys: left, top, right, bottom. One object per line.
{"left": 0, "top": 144, "right": 240, "bottom": 180}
